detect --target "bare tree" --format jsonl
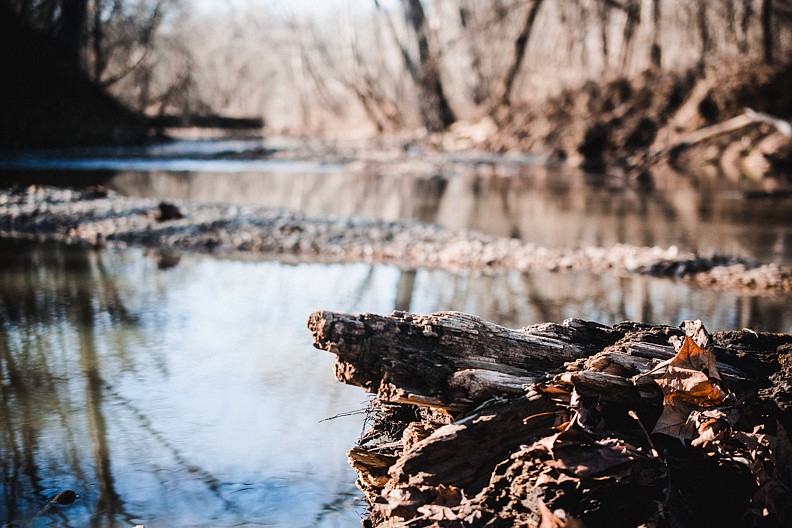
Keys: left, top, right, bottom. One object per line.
{"left": 457, "top": 1, "right": 490, "bottom": 105}
{"left": 496, "top": 0, "right": 545, "bottom": 108}
{"left": 650, "top": 0, "right": 662, "bottom": 68}
{"left": 694, "top": 0, "right": 711, "bottom": 72}
{"left": 400, "top": 0, "right": 456, "bottom": 132}
{"left": 617, "top": 0, "right": 640, "bottom": 74}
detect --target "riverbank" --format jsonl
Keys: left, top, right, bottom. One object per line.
{"left": 480, "top": 62, "right": 792, "bottom": 179}
{"left": 1, "top": 186, "right": 790, "bottom": 293}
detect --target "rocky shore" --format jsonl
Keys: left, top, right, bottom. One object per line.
{"left": 1, "top": 185, "right": 791, "bottom": 293}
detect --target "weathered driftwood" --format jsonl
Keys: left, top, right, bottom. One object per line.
{"left": 308, "top": 310, "right": 617, "bottom": 410}
{"left": 308, "top": 310, "right": 792, "bottom": 528}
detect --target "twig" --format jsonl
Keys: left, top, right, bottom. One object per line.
{"left": 628, "top": 410, "right": 660, "bottom": 458}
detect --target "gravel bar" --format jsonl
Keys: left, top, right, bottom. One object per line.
{"left": 1, "top": 186, "right": 790, "bottom": 292}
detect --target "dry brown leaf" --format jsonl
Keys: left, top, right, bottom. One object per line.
{"left": 545, "top": 440, "right": 643, "bottom": 479}
{"left": 534, "top": 469, "right": 579, "bottom": 487}
{"left": 679, "top": 319, "right": 713, "bottom": 350}
{"left": 417, "top": 504, "right": 459, "bottom": 521}
{"left": 651, "top": 334, "right": 730, "bottom": 442}
{"left": 536, "top": 499, "right": 585, "bottom": 528}
{"left": 374, "top": 487, "right": 426, "bottom": 517}
{"left": 652, "top": 402, "right": 694, "bottom": 440}
{"left": 526, "top": 429, "right": 643, "bottom": 480}
{"left": 688, "top": 407, "right": 740, "bottom": 447}
{"left": 731, "top": 429, "right": 769, "bottom": 456}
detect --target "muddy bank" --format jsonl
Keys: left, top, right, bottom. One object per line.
{"left": 481, "top": 62, "right": 792, "bottom": 180}
{"left": 1, "top": 186, "right": 790, "bottom": 293}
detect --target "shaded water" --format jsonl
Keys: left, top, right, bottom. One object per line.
{"left": 1, "top": 140, "right": 792, "bottom": 526}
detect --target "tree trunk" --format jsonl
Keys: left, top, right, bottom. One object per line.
{"left": 55, "top": 0, "right": 89, "bottom": 67}
{"left": 617, "top": 0, "right": 640, "bottom": 75}
{"left": 309, "top": 310, "right": 792, "bottom": 527}
{"left": 696, "top": 0, "right": 710, "bottom": 72}
{"left": 762, "top": 0, "right": 774, "bottom": 64}
{"left": 308, "top": 310, "right": 613, "bottom": 409}
{"left": 91, "top": 0, "right": 106, "bottom": 82}
{"left": 740, "top": 0, "right": 754, "bottom": 53}
{"left": 496, "top": 0, "right": 545, "bottom": 107}
{"left": 400, "top": 0, "right": 456, "bottom": 132}
{"left": 599, "top": 0, "right": 610, "bottom": 73}
{"left": 649, "top": 0, "right": 662, "bottom": 69}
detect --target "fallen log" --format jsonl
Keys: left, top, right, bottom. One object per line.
{"left": 308, "top": 311, "right": 618, "bottom": 410}
{"left": 308, "top": 310, "right": 792, "bottom": 527}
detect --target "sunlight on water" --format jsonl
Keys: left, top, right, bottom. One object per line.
{"left": 0, "top": 244, "right": 394, "bottom": 527}
{"left": 2, "top": 241, "right": 791, "bottom": 526}
{"left": 2, "top": 142, "right": 792, "bottom": 525}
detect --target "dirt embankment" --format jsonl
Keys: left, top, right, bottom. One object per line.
{"left": 483, "top": 62, "right": 792, "bottom": 180}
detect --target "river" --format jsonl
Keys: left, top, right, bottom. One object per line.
{"left": 1, "top": 138, "right": 791, "bottom": 526}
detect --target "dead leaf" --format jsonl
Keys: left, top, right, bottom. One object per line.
{"left": 374, "top": 487, "right": 427, "bottom": 517}
{"left": 545, "top": 439, "right": 644, "bottom": 479}
{"left": 731, "top": 429, "right": 768, "bottom": 456}
{"left": 688, "top": 407, "right": 739, "bottom": 447}
{"left": 651, "top": 333, "right": 730, "bottom": 442}
{"left": 652, "top": 402, "right": 694, "bottom": 441}
{"left": 526, "top": 429, "right": 644, "bottom": 480}
{"left": 679, "top": 319, "right": 713, "bottom": 350}
{"left": 536, "top": 499, "right": 584, "bottom": 528}
{"left": 417, "top": 504, "right": 459, "bottom": 521}
{"left": 534, "top": 469, "right": 579, "bottom": 487}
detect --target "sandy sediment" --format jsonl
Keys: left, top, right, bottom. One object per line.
{"left": 1, "top": 186, "right": 790, "bottom": 292}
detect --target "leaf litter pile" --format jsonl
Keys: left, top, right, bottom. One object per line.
{"left": 308, "top": 311, "right": 792, "bottom": 527}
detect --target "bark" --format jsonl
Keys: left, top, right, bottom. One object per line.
{"left": 308, "top": 310, "right": 617, "bottom": 410}
{"left": 309, "top": 311, "right": 792, "bottom": 527}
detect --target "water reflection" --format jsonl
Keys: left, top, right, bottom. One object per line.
{"left": 4, "top": 144, "right": 791, "bottom": 266}
{"left": 2, "top": 241, "right": 791, "bottom": 525}
{"left": 2, "top": 143, "right": 792, "bottom": 525}
{"left": 0, "top": 241, "right": 373, "bottom": 527}
{"left": 406, "top": 268, "right": 792, "bottom": 333}
{"left": 15, "top": 161, "right": 788, "bottom": 266}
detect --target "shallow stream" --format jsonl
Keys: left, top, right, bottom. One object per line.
{"left": 1, "top": 138, "right": 791, "bottom": 526}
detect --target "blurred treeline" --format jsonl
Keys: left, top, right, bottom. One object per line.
{"left": 5, "top": 0, "right": 792, "bottom": 136}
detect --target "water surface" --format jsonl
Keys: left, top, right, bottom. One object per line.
{"left": 3, "top": 139, "right": 791, "bottom": 265}
{"left": 2, "top": 141, "right": 792, "bottom": 526}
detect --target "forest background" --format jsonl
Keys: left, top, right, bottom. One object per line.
{"left": 2, "top": 0, "right": 792, "bottom": 176}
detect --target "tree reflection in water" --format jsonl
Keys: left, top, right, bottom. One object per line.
{"left": 1, "top": 239, "right": 791, "bottom": 526}
{"left": 0, "top": 242, "right": 243, "bottom": 526}
{"left": 0, "top": 241, "right": 376, "bottom": 527}
{"left": 0, "top": 241, "right": 131, "bottom": 525}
